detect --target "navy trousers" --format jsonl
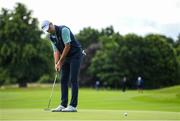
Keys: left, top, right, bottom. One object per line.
{"left": 60, "top": 51, "right": 83, "bottom": 107}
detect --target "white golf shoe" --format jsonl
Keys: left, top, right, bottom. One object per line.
{"left": 51, "top": 105, "right": 65, "bottom": 112}
{"left": 61, "top": 105, "right": 77, "bottom": 112}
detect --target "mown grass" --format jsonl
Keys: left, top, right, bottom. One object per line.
{"left": 0, "top": 84, "right": 180, "bottom": 120}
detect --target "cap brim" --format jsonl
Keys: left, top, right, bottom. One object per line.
{"left": 42, "top": 25, "right": 49, "bottom": 32}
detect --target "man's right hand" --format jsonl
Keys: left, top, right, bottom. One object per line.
{"left": 55, "top": 60, "right": 63, "bottom": 72}
{"left": 55, "top": 64, "right": 60, "bottom": 72}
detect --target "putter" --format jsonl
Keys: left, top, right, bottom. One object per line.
{"left": 44, "top": 72, "right": 58, "bottom": 111}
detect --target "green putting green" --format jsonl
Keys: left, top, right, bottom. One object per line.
{"left": 1, "top": 109, "right": 180, "bottom": 120}
{"left": 0, "top": 84, "right": 180, "bottom": 120}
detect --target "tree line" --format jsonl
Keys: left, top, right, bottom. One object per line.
{"left": 78, "top": 26, "right": 180, "bottom": 89}
{"left": 0, "top": 3, "right": 180, "bottom": 88}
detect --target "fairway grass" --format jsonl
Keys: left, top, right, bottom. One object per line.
{"left": 0, "top": 85, "right": 180, "bottom": 120}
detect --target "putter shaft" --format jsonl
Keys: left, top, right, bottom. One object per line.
{"left": 46, "top": 72, "right": 58, "bottom": 109}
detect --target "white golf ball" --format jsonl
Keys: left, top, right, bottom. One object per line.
{"left": 124, "top": 112, "right": 128, "bottom": 116}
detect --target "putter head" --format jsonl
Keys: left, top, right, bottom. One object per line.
{"left": 44, "top": 108, "right": 51, "bottom": 111}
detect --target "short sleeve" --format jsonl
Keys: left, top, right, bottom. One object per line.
{"left": 61, "top": 27, "right": 71, "bottom": 44}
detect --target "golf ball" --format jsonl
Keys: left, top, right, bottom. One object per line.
{"left": 124, "top": 112, "right": 128, "bottom": 116}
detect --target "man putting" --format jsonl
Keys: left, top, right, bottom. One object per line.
{"left": 41, "top": 20, "right": 84, "bottom": 112}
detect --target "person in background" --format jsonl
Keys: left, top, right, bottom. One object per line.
{"left": 95, "top": 80, "right": 100, "bottom": 90}
{"left": 122, "top": 76, "right": 127, "bottom": 92}
{"left": 137, "top": 76, "right": 144, "bottom": 93}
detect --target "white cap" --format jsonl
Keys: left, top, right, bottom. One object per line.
{"left": 41, "top": 20, "right": 50, "bottom": 32}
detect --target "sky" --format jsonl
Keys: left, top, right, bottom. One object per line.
{"left": 0, "top": 0, "right": 180, "bottom": 40}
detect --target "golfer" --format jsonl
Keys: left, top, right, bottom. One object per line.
{"left": 41, "top": 20, "right": 84, "bottom": 112}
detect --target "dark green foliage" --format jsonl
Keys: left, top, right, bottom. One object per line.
{"left": 76, "top": 27, "right": 100, "bottom": 48}
{"left": 89, "top": 33, "right": 179, "bottom": 89}
{"left": 0, "top": 3, "right": 54, "bottom": 87}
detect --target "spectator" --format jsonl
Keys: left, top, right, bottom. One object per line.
{"left": 95, "top": 80, "right": 100, "bottom": 90}
{"left": 122, "top": 76, "right": 127, "bottom": 92}
{"left": 137, "top": 76, "right": 144, "bottom": 93}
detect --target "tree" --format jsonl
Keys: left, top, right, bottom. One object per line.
{"left": 101, "top": 25, "right": 115, "bottom": 36}
{"left": 76, "top": 27, "right": 100, "bottom": 48}
{"left": 79, "top": 43, "right": 101, "bottom": 86}
{"left": 76, "top": 27, "right": 102, "bottom": 86}
{"left": 90, "top": 33, "right": 124, "bottom": 88}
{"left": 175, "top": 34, "right": 180, "bottom": 83}
{"left": 0, "top": 3, "right": 54, "bottom": 87}
{"left": 90, "top": 33, "right": 179, "bottom": 89}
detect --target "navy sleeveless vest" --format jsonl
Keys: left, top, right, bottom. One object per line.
{"left": 49, "top": 25, "right": 81, "bottom": 57}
